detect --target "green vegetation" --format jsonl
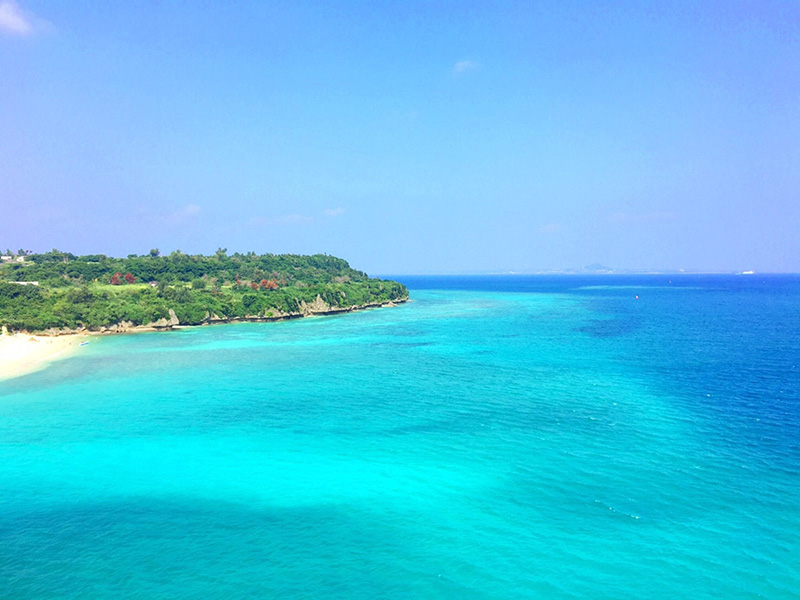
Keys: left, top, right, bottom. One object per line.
{"left": 0, "top": 249, "right": 408, "bottom": 333}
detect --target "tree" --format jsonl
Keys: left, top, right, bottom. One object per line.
{"left": 242, "top": 294, "right": 258, "bottom": 311}
{"left": 149, "top": 248, "right": 160, "bottom": 257}
{"left": 0, "top": 248, "right": 409, "bottom": 333}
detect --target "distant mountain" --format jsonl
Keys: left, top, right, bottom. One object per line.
{"left": 582, "top": 263, "right": 613, "bottom": 273}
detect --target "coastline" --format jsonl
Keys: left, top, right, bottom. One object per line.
{"left": 0, "top": 333, "right": 87, "bottom": 382}
{"left": 25, "top": 297, "right": 409, "bottom": 337}
{"left": 0, "top": 298, "right": 408, "bottom": 381}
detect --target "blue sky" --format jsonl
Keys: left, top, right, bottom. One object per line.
{"left": 1, "top": 1, "right": 798, "bottom": 273}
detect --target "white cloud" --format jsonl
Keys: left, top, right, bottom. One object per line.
{"left": 453, "top": 60, "right": 477, "bottom": 74}
{"left": 608, "top": 211, "right": 676, "bottom": 224}
{"left": 183, "top": 204, "right": 202, "bottom": 216}
{"left": 323, "top": 207, "right": 345, "bottom": 217}
{"left": 251, "top": 214, "right": 313, "bottom": 226}
{"left": 0, "top": 1, "right": 35, "bottom": 36}
{"left": 276, "top": 213, "right": 313, "bottom": 224}
{"left": 539, "top": 223, "right": 562, "bottom": 234}
{"left": 167, "top": 204, "right": 202, "bottom": 222}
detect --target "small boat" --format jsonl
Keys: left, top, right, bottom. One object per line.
{"left": 79, "top": 341, "right": 89, "bottom": 346}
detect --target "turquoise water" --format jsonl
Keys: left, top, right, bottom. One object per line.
{"left": 1, "top": 275, "right": 798, "bottom": 598}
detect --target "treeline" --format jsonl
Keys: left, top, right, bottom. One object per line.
{"left": 3, "top": 249, "right": 369, "bottom": 287}
{"left": 0, "top": 250, "right": 408, "bottom": 333}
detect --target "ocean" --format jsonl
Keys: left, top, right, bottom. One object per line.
{"left": 1, "top": 275, "right": 798, "bottom": 598}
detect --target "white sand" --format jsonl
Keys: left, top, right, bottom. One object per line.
{"left": 0, "top": 333, "right": 86, "bottom": 381}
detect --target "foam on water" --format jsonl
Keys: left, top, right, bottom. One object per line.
{"left": 1, "top": 275, "right": 798, "bottom": 598}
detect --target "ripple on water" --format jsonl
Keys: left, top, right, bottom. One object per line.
{"left": 1, "top": 277, "right": 799, "bottom": 598}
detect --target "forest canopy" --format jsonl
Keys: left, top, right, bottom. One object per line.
{"left": 0, "top": 249, "right": 408, "bottom": 333}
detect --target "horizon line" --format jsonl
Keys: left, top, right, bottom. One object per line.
{"left": 376, "top": 271, "right": 800, "bottom": 277}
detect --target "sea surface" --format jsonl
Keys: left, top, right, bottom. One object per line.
{"left": 1, "top": 275, "right": 798, "bottom": 599}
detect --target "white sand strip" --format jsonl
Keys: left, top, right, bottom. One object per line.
{"left": 0, "top": 333, "right": 86, "bottom": 381}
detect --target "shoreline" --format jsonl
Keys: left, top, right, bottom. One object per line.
{"left": 0, "top": 333, "right": 88, "bottom": 382}
{"left": 0, "top": 298, "right": 408, "bottom": 381}
{"left": 21, "top": 298, "right": 409, "bottom": 337}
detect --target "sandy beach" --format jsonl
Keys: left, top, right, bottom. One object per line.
{"left": 0, "top": 333, "right": 86, "bottom": 381}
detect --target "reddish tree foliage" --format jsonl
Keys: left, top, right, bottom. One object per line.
{"left": 250, "top": 282, "right": 259, "bottom": 290}
{"left": 124, "top": 273, "right": 136, "bottom": 284}
{"left": 259, "top": 279, "right": 278, "bottom": 290}
{"left": 110, "top": 272, "right": 122, "bottom": 285}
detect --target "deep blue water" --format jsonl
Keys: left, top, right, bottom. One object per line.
{"left": 1, "top": 275, "right": 798, "bottom": 598}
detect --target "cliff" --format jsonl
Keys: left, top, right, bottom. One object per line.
{"left": 35, "top": 295, "right": 409, "bottom": 337}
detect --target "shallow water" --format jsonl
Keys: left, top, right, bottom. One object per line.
{"left": 1, "top": 275, "right": 798, "bottom": 598}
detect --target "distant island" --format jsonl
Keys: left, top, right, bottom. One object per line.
{"left": 0, "top": 249, "right": 409, "bottom": 335}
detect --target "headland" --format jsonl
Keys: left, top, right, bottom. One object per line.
{"left": 0, "top": 250, "right": 409, "bottom": 380}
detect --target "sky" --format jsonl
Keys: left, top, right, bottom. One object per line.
{"left": 1, "top": 1, "right": 799, "bottom": 274}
